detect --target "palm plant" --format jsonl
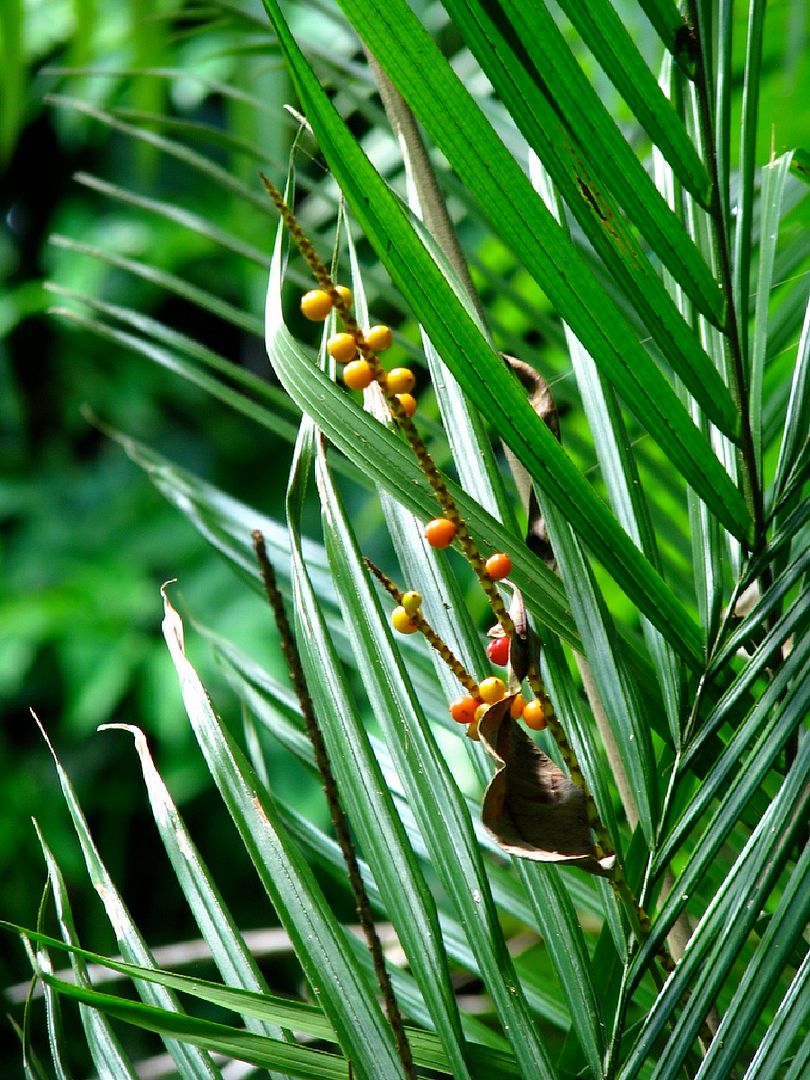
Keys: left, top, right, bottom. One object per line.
{"left": 6, "top": 1, "right": 808, "bottom": 1077}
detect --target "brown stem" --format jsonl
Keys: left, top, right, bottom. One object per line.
{"left": 252, "top": 531, "right": 416, "bottom": 1080}
{"left": 363, "top": 556, "right": 480, "bottom": 696}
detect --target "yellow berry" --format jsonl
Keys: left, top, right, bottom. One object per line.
{"left": 401, "top": 591, "right": 422, "bottom": 615}
{"left": 449, "top": 696, "right": 479, "bottom": 724}
{"left": 335, "top": 285, "right": 352, "bottom": 308}
{"left": 522, "top": 700, "right": 547, "bottom": 730}
{"left": 485, "top": 552, "right": 512, "bottom": 581}
{"left": 343, "top": 359, "right": 374, "bottom": 390}
{"left": 478, "top": 677, "right": 506, "bottom": 705}
{"left": 387, "top": 367, "right": 415, "bottom": 395}
{"left": 300, "top": 289, "right": 333, "bottom": 321}
{"left": 474, "top": 704, "right": 489, "bottom": 723}
{"left": 466, "top": 715, "right": 482, "bottom": 742}
{"left": 510, "top": 693, "right": 527, "bottom": 719}
{"left": 391, "top": 606, "right": 419, "bottom": 634}
{"left": 396, "top": 393, "right": 417, "bottom": 418}
{"left": 327, "top": 333, "right": 357, "bottom": 364}
{"left": 424, "top": 518, "right": 457, "bottom": 548}
{"left": 366, "top": 324, "right": 393, "bottom": 352}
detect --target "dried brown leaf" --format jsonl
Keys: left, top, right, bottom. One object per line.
{"left": 479, "top": 696, "right": 616, "bottom": 878}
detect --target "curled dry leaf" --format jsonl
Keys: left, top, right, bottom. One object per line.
{"left": 479, "top": 695, "right": 616, "bottom": 878}
{"left": 502, "top": 354, "right": 560, "bottom": 572}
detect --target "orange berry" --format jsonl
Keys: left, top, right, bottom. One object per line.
{"left": 387, "top": 367, "right": 415, "bottom": 394}
{"left": 510, "top": 693, "right": 527, "bottom": 719}
{"left": 327, "top": 332, "right": 357, "bottom": 364}
{"left": 365, "top": 324, "right": 393, "bottom": 352}
{"left": 424, "top": 518, "right": 456, "bottom": 548}
{"left": 335, "top": 285, "right": 352, "bottom": 308}
{"left": 522, "top": 700, "right": 547, "bottom": 730}
{"left": 401, "top": 590, "right": 422, "bottom": 615}
{"left": 300, "top": 289, "right": 333, "bottom": 321}
{"left": 449, "top": 696, "right": 478, "bottom": 725}
{"left": 396, "top": 393, "right": 417, "bottom": 417}
{"left": 391, "top": 606, "right": 419, "bottom": 634}
{"left": 485, "top": 552, "right": 512, "bottom": 581}
{"left": 343, "top": 359, "right": 374, "bottom": 390}
{"left": 478, "top": 677, "right": 506, "bottom": 704}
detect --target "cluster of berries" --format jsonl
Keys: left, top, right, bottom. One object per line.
{"left": 300, "top": 286, "right": 544, "bottom": 738}
{"left": 301, "top": 288, "right": 417, "bottom": 417}
{"left": 449, "top": 689, "right": 546, "bottom": 731}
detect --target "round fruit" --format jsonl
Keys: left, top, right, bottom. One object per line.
{"left": 449, "top": 696, "right": 478, "bottom": 725}
{"left": 474, "top": 704, "right": 489, "bottom": 723}
{"left": 401, "top": 590, "right": 422, "bottom": 615}
{"left": 365, "top": 324, "right": 393, "bottom": 352}
{"left": 396, "top": 393, "right": 417, "bottom": 418}
{"left": 391, "top": 606, "right": 418, "bottom": 634}
{"left": 300, "top": 289, "right": 333, "bottom": 321}
{"left": 343, "top": 359, "right": 374, "bottom": 390}
{"left": 522, "top": 700, "right": 546, "bottom": 730}
{"left": 478, "top": 677, "right": 506, "bottom": 705}
{"left": 486, "top": 635, "right": 510, "bottom": 666}
{"left": 335, "top": 284, "right": 352, "bottom": 307}
{"left": 485, "top": 552, "right": 512, "bottom": 581}
{"left": 424, "top": 517, "right": 457, "bottom": 548}
{"left": 510, "top": 693, "right": 527, "bottom": 719}
{"left": 386, "top": 367, "right": 415, "bottom": 395}
{"left": 327, "top": 332, "right": 357, "bottom": 363}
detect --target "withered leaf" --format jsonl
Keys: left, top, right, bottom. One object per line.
{"left": 479, "top": 696, "right": 616, "bottom": 879}
{"left": 502, "top": 353, "right": 560, "bottom": 572}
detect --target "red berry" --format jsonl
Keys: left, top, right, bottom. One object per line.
{"left": 486, "top": 635, "right": 510, "bottom": 666}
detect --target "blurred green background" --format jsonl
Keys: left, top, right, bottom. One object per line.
{"left": 2, "top": 0, "right": 808, "bottom": 1069}
{"left": 0, "top": 1, "right": 314, "bottom": 1035}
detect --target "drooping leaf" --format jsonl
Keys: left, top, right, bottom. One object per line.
{"left": 479, "top": 696, "right": 616, "bottom": 878}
